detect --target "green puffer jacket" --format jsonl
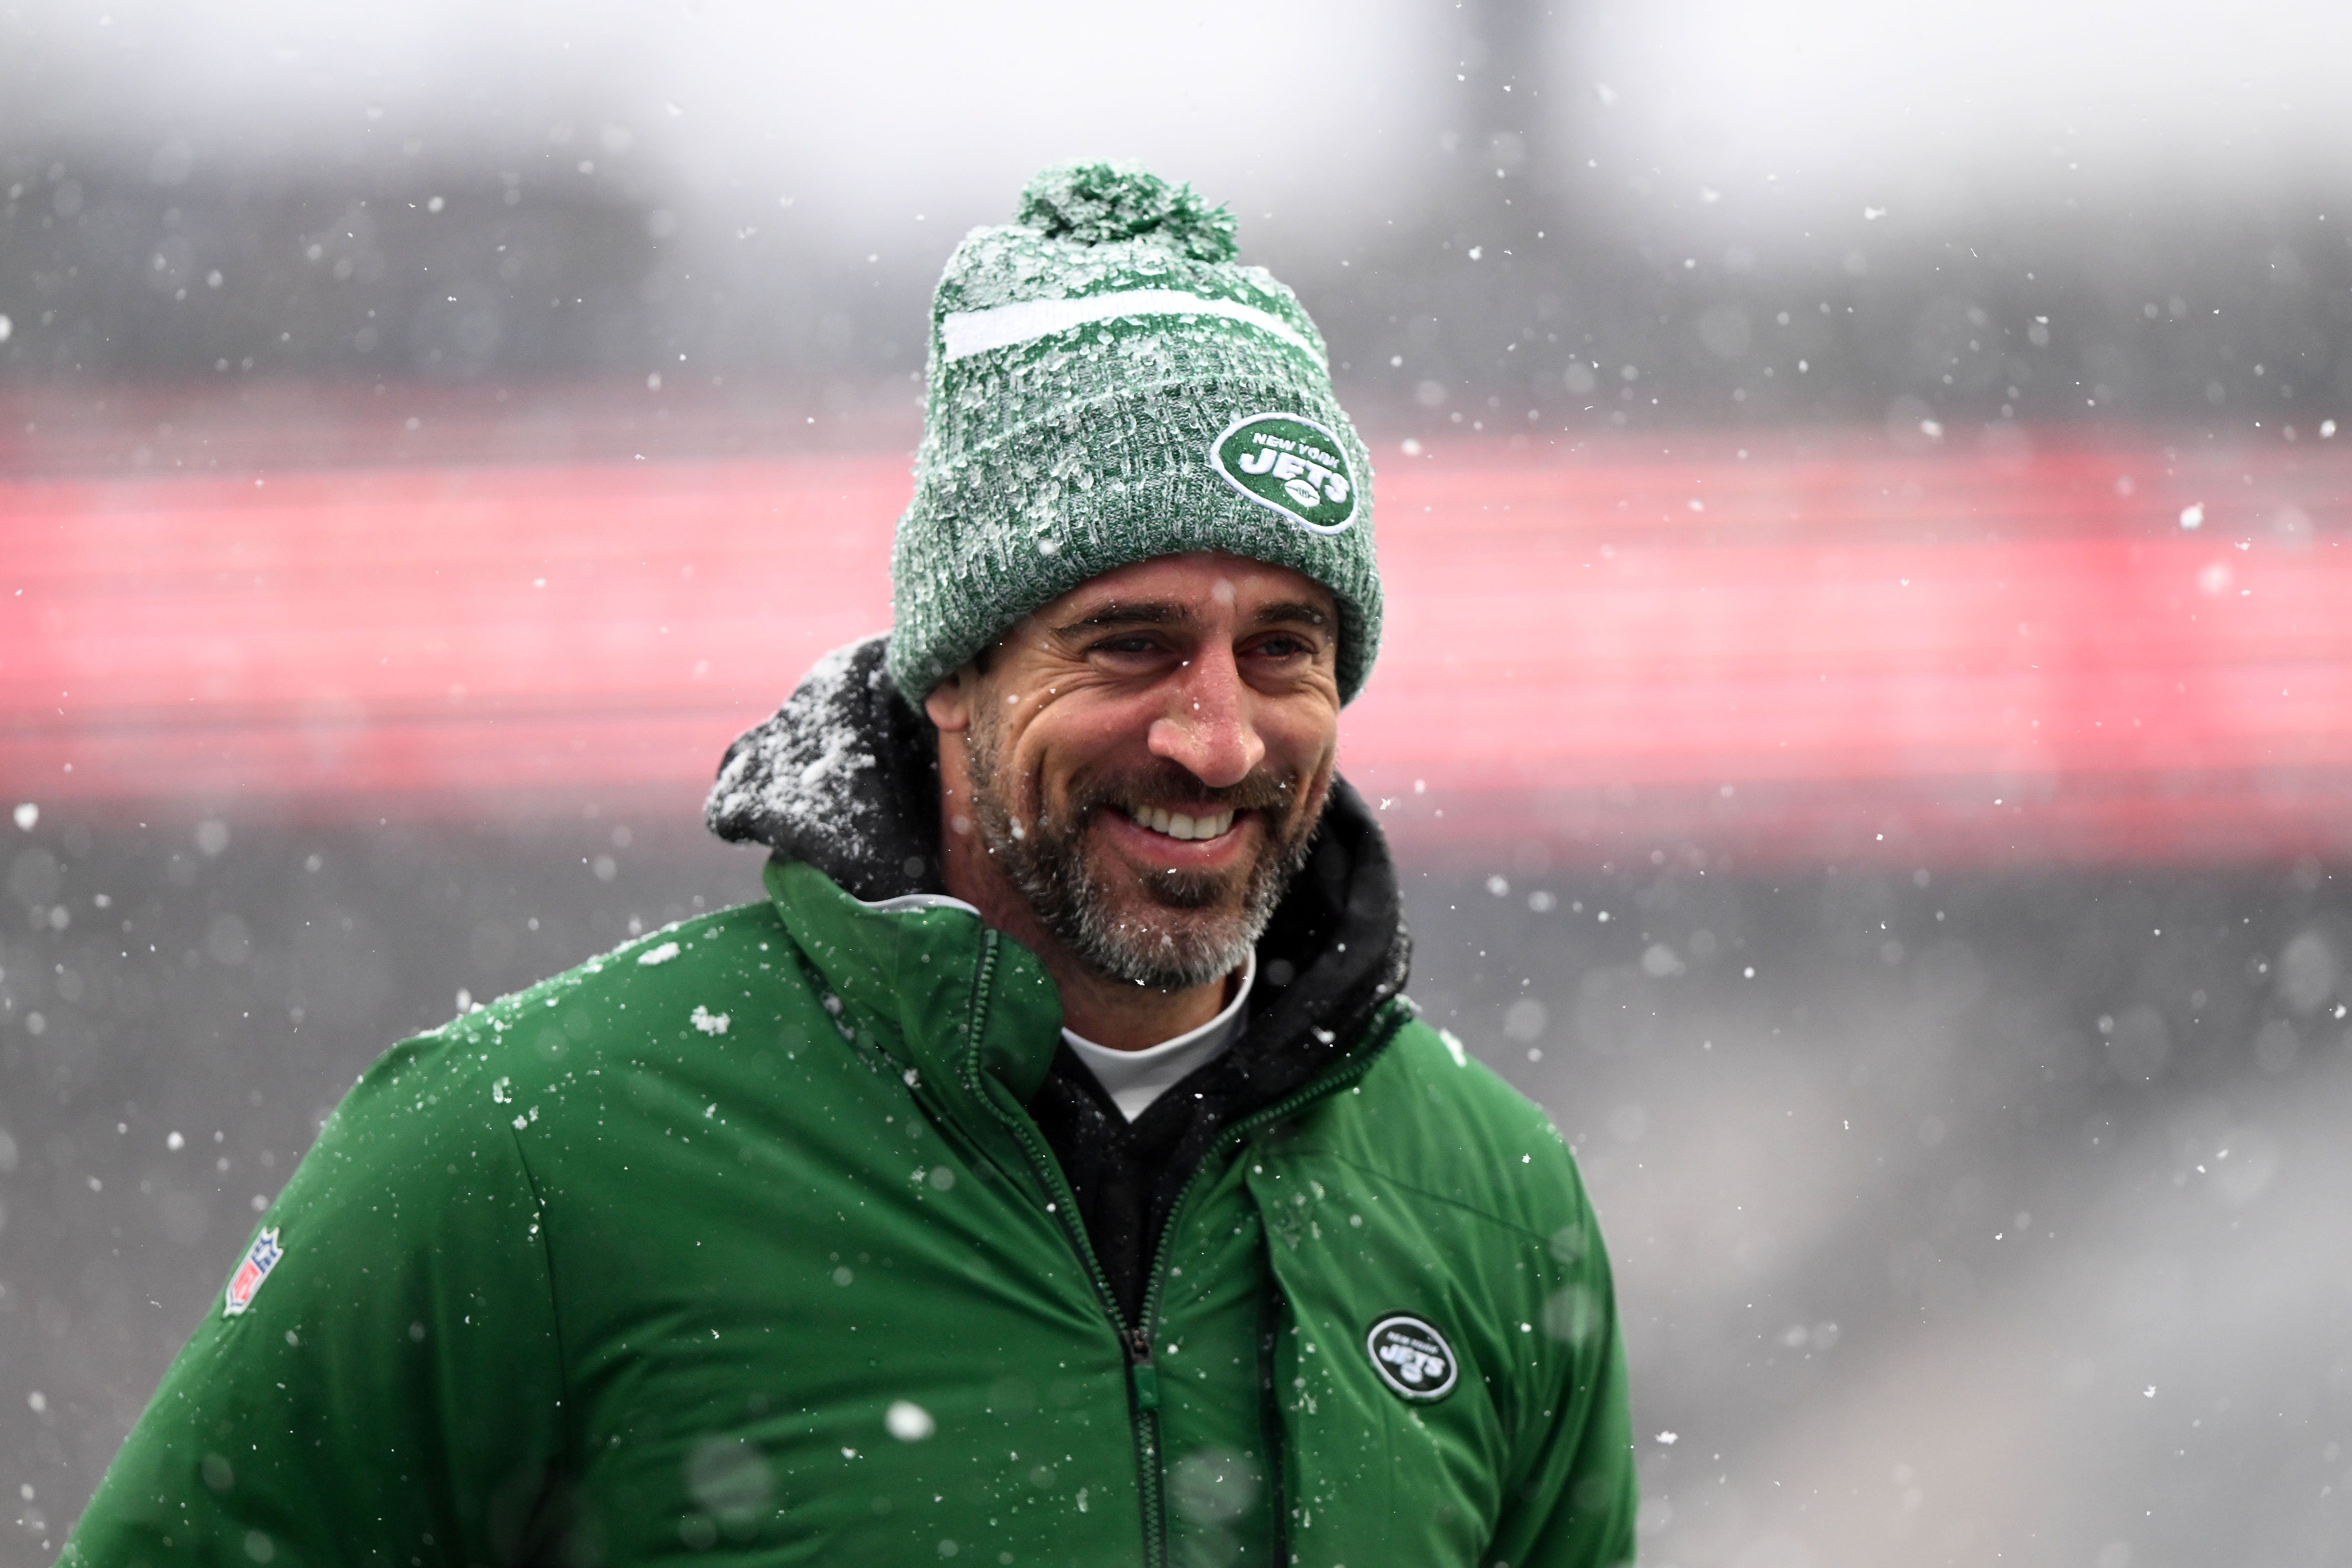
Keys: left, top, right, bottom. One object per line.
{"left": 64, "top": 643, "right": 1635, "bottom": 1568}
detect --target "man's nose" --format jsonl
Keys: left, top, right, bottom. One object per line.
{"left": 1146, "top": 646, "right": 1265, "bottom": 789}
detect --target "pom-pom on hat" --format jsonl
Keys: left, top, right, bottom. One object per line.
{"left": 886, "top": 160, "right": 1381, "bottom": 704}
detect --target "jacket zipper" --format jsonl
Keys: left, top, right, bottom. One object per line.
{"left": 1253, "top": 1257, "right": 1290, "bottom": 1568}
{"left": 960, "top": 927, "right": 1413, "bottom": 1567}
{"left": 1133, "top": 1002, "right": 1410, "bottom": 1561}
{"left": 958, "top": 930, "right": 1169, "bottom": 1568}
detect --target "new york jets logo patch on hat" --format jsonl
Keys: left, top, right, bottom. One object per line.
{"left": 1366, "top": 1312, "right": 1458, "bottom": 1401}
{"left": 1211, "top": 412, "right": 1358, "bottom": 534}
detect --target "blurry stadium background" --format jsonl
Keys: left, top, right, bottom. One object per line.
{"left": 5, "top": 2, "right": 2351, "bottom": 1564}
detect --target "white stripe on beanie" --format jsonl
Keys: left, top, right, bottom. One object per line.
{"left": 939, "top": 289, "right": 1321, "bottom": 364}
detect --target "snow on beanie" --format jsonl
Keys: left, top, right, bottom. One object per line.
{"left": 886, "top": 160, "right": 1382, "bottom": 704}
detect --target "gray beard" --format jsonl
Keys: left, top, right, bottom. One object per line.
{"left": 962, "top": 711, "right": 1318, "bottom": 991}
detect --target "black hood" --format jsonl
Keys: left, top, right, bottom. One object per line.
{"left": 705, "top": 636, "right": 944, "bottom": 902}
{"left": 708, "top": 633, "right": 1413, "bottom": 1323}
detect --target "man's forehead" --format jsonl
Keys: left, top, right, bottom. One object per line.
{"left": 1039, "top": 552, "right": 1335, "bottom": 628}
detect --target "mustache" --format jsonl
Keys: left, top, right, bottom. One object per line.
{"left": 1056, "top": 759, "right": 1303, "bottom": 821}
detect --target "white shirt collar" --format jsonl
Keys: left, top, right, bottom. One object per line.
{"left": 1060, "top": 952, "right": 1256, "bottom": 1122}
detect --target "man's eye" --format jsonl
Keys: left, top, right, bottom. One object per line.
{"left": 1094, "top": 635, "right": 1162, "bottom": 656}
{"left": 1253, "top": 635, "right": 1313, "bottom": 659}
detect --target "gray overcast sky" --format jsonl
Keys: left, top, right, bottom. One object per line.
{"left": 8, "top": 0, "right": 2349, "bottom": 247}
{"left": 1563, "top": 0, "right": 2352, "bottom": 233}
{"left": 0, "top": 0, "right": 1447, "bottom": 242}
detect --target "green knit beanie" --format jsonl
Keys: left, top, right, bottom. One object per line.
{"left": 886, "top": 160, "right": 1381, "bottom": 704}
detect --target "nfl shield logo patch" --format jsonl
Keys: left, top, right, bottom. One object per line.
{"left": 224, "top": 1228, "right": 283, "bottom": 1317}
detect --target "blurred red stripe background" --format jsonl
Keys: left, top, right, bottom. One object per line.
{"left": 6, "top": 428, "right": 2349, "bottom": 865}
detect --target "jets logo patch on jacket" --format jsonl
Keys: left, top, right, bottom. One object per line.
{"left": 1366, "top": 1312, "right": 1458, "bottom": 1401}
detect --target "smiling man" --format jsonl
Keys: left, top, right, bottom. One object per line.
{"left": 65, "top": 164, "right": 1634, "bottom": 1568}
{"left": 930, "top": 557, "right": 1340, "bottom": 1045}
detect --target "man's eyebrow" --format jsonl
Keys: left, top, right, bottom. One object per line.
{"left": 1051, "top": 599, "right": 1333, "bottom": 638}
{"left": 1050, "top": 601, "right": 1192, "bottom": 636}
{"left": 1252, "top": 600, "right": 1331, "bottom": 629}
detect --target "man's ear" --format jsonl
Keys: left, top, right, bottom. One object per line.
{"left": 924, "top": 662, "right": 979, "bottom": 733}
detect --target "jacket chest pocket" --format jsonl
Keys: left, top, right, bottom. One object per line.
{"left": 1247, "top": 1168, "right": 1511, "bottom": 1562}
{"left": 1264, "top": 1289, "right": 1506, "bottom": 1562}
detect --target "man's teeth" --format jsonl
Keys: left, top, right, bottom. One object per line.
{"left": 1127, "top": 805, "right": 1237, "bottom": 841}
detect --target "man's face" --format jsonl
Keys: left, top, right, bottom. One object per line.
{"left": 927, "top": 552, "right": 1344, "bottom": 991}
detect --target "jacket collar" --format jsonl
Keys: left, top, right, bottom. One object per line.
{"left": 759, "top": 856, "right": 1063, "bottom": 1107}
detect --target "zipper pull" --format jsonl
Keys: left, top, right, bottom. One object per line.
{"left": 1128, "top": 1327, "right": 1160, "bottom": 1412}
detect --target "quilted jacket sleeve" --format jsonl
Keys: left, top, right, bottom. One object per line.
{"left": 62, "top": 1028, "right": 570, "bottom": 1568}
